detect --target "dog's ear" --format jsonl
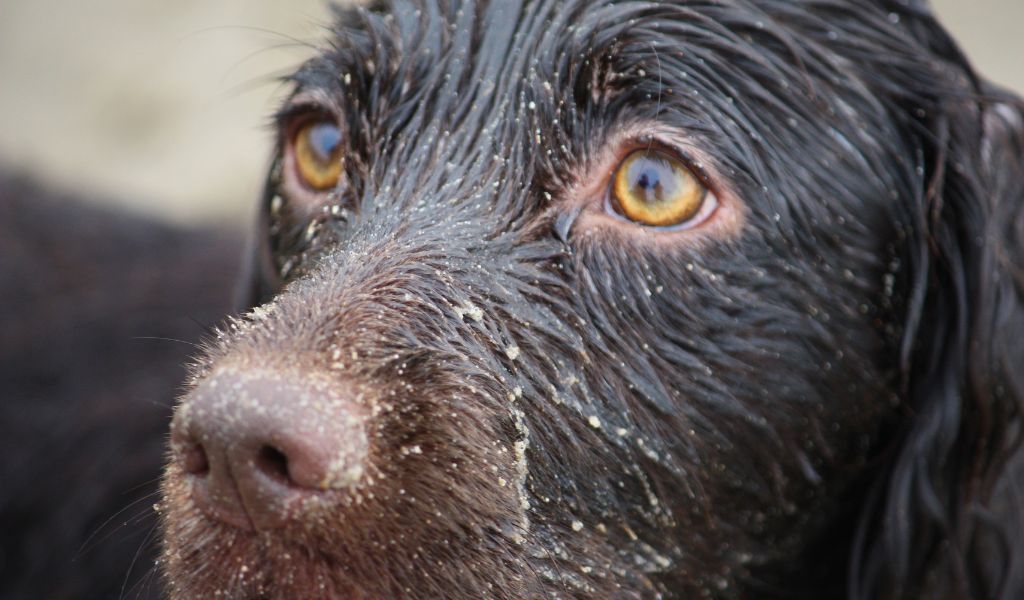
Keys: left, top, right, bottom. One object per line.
{"left": 851, "top": 35, "right": 1024, "bottom": 600}
{"left": 234, "top": 170, "right": 283, "bottom": 312}
{"left": 968, "top": 93, "right": 1024, "bottom": 598}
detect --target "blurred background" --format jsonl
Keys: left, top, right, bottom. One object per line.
{"left": 0, "top": 0, "right": 1020, "bottom": 225}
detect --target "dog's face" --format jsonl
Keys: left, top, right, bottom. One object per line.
{"left": 159, "top": 1, "right": 1024, "bottom": 598}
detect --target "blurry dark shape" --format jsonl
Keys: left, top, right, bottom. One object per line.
{"left": 0, "top": 171, "right": 242, "bottom": 599}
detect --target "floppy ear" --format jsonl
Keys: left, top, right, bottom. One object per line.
{"left": 850, "top": 43, "right": 1024, "bottom": 600}
{"left": 968, "top": 91, "right": 1024, "bottom": 599}
{"left": 233, "top": 166, "right": 283, "bottom": 311}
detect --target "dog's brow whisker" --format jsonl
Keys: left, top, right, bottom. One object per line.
{"left": 219, "top": 41, "right": 319, "bottom": 87}
{"left": 131, "top": 336, "right": 199, "bottom": 348}
{"left": 177, "top": 24, "right": 319, "bottom": 50}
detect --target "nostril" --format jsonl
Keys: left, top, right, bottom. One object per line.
{"left": 181, "top": 444, "right": 209, "bottom": 476}
{"left": 256, "top": 445, "right": 291, "bottom": 484}
{"left": 175, "top": 373, "right": 369, "bottom": 530}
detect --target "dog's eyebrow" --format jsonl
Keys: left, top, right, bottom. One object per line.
{"left": 282, "top": 60, "right": 343, "bottom": 99}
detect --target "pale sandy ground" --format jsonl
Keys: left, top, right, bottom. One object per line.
{"left": 0, "top": 0, "right": 1020, "bottom": 224}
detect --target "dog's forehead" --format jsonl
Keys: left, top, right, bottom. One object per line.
{"left": 309, "top": 0, "right": 914, "bottom": 92}
{"left": 275, "top": 0, "right": 940, "bottom": 246}
{"left": 297, "top": 0, "right": 923, "bottom": 160}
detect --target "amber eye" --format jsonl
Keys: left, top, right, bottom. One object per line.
{"left": 609, "top": 149, "right": 709, "bottom": 227}
{"left": 293, "top": 120, "right": 343, "bottom": 190}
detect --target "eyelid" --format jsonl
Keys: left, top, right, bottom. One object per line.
{"left": 276, "top": 101, "right": 320, "bottom": 127}
{"left": 277, "top": 105, "right": 342, "bottom": 146}
{"left": 274, "top": 86, "right": 345, "bottom": 132}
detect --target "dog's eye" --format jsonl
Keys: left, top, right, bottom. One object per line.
{"left": 609, "top": 150, "right": 710, "bottom": 227}
{"left": 293, "top": 120, "right": 343, "bottom": 191}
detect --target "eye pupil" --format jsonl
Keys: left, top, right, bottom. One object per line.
{"left": 629, "top": 155, "right": 681, "bottom": 204}
{"left": 635, "top": 172, "right": 657, "bottom": 194}
{"left": 308, "top": 123, "right": 342, "bottom": 162}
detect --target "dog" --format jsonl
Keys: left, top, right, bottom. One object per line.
{"left": 3, "top": 0, "right": 1020, "bottom": 598}
{"left": 158, "top": 1, "right": 1024, "bottom": 598}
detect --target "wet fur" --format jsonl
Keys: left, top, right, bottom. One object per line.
{"left": 161, "top": 0, "right": 1024, "bottom": 598}
{"left": 154, "top": 1, "right": 1024, "bottom": 598}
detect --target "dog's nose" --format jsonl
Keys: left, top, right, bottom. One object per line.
{"left": 169, "top": 371, "right": 367, "bottom": 530}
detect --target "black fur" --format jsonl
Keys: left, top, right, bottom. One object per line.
{"left": 161, "top": 1, "right": 1024, "bottom": 598}
{"left": 2, "top": 0, "right": 1021, "bottom": 598}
